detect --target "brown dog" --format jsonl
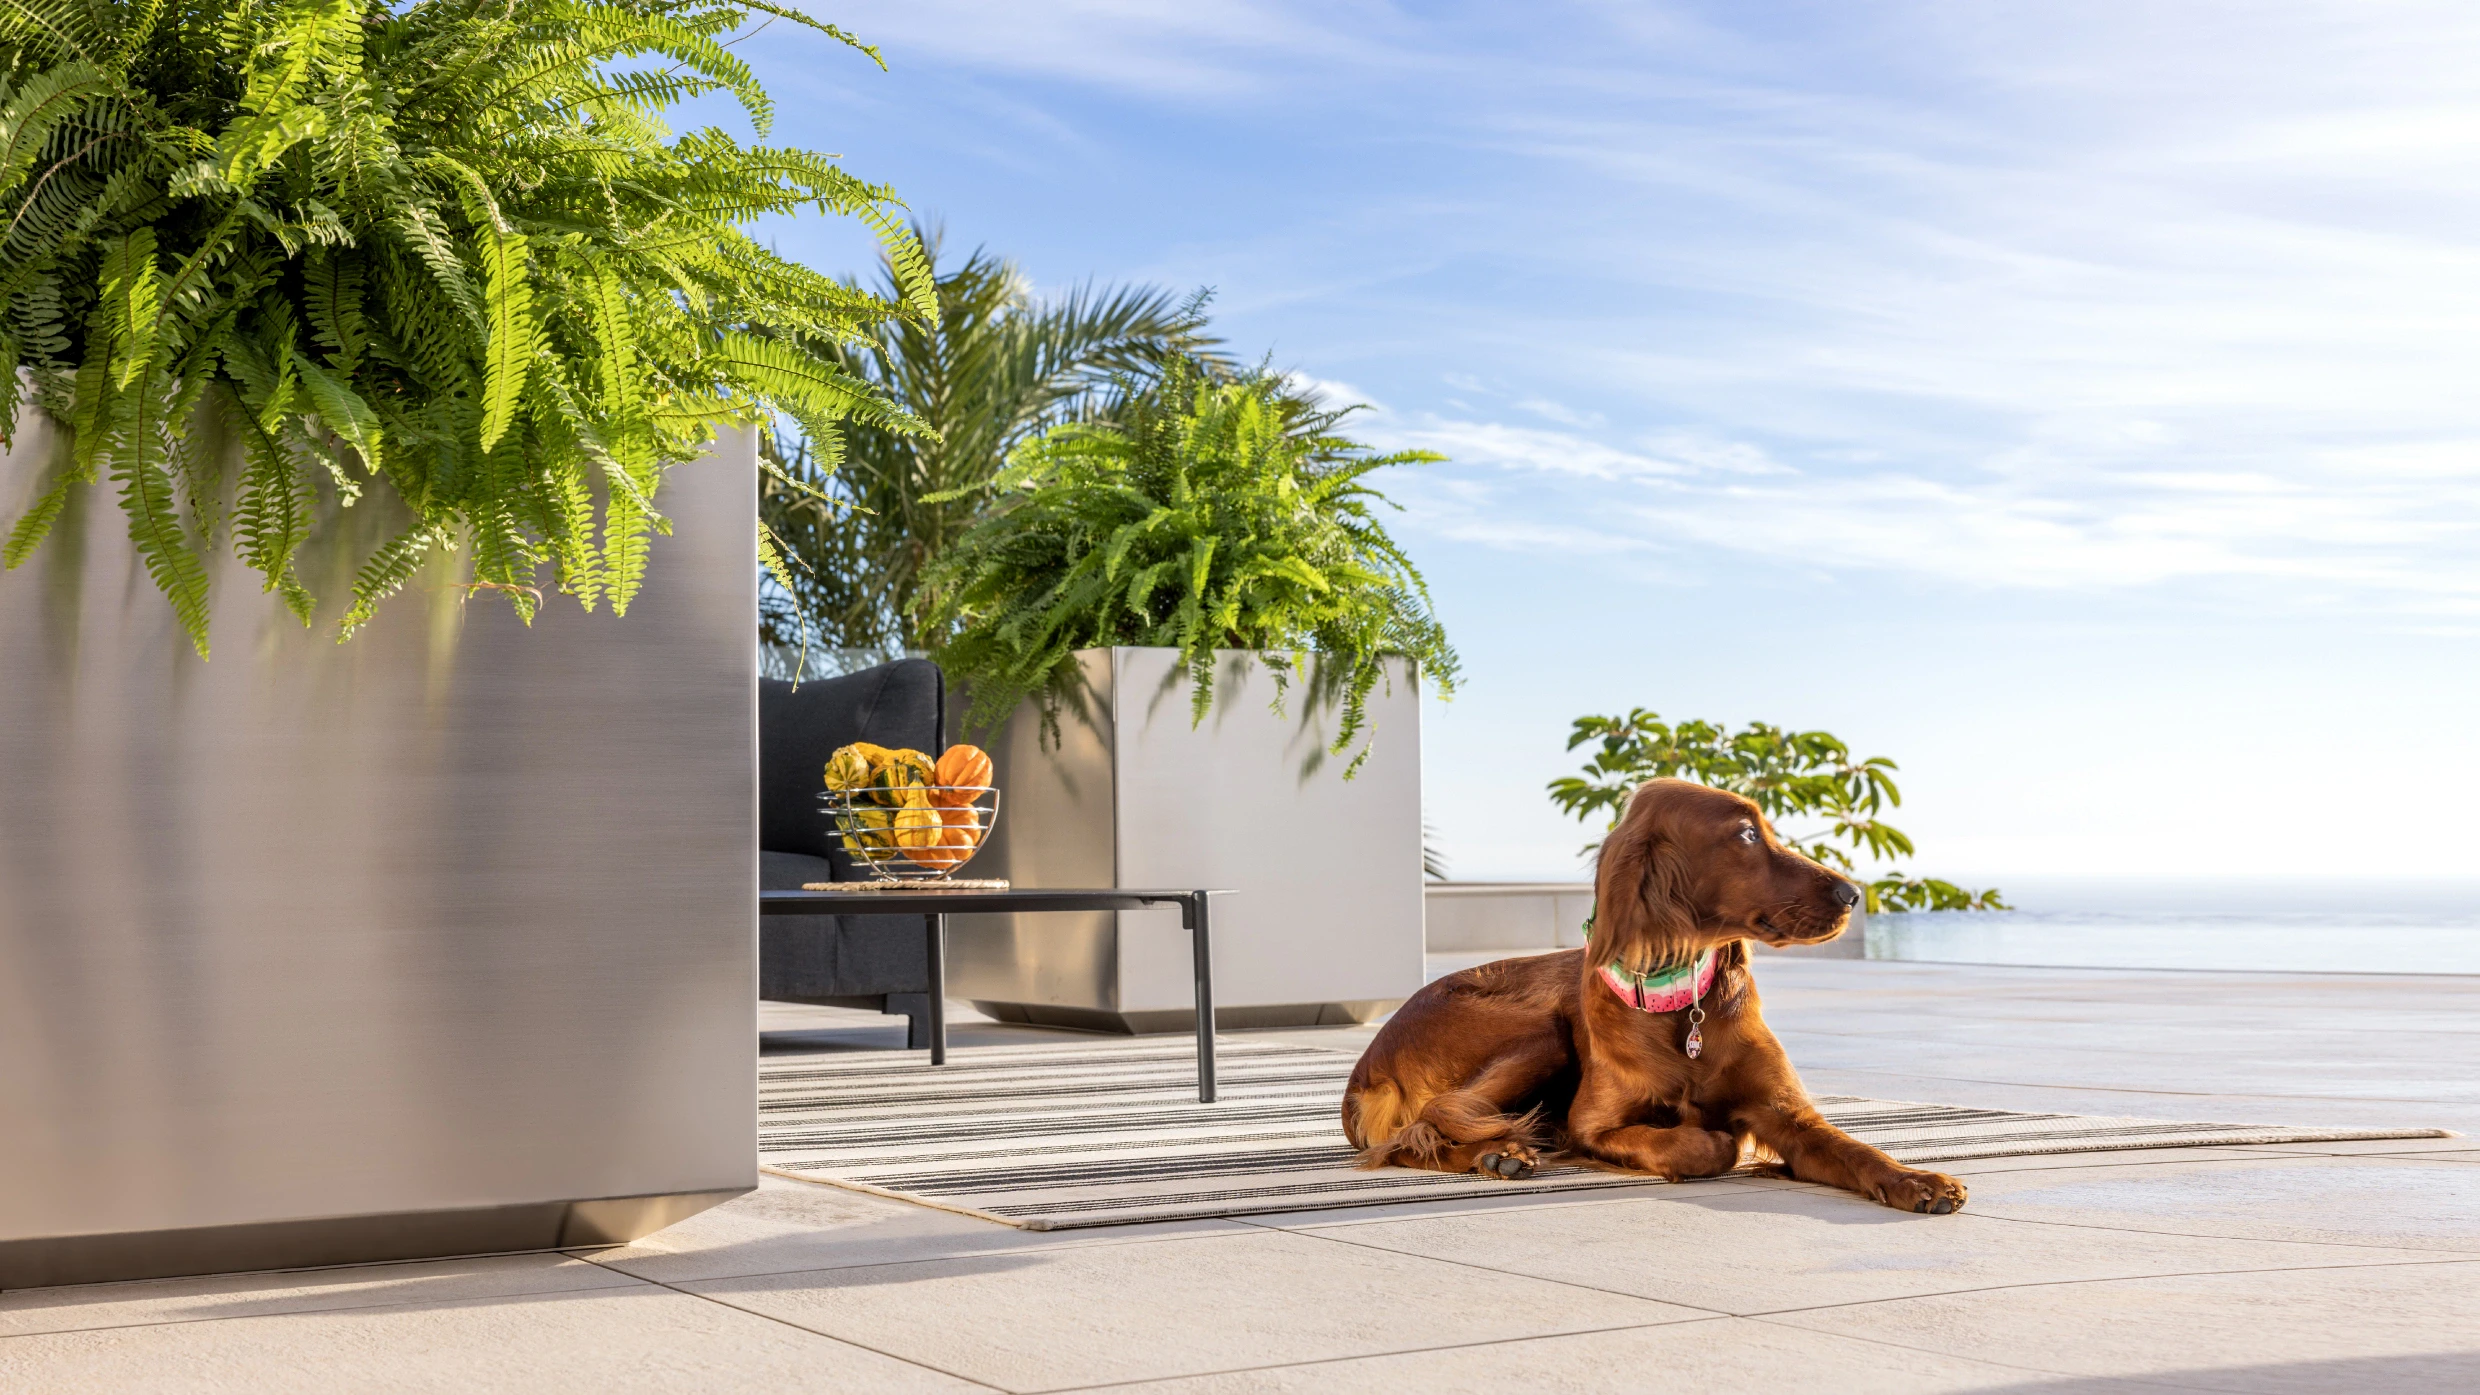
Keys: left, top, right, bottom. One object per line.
{"left": 1343, "top": 778, "right": 1969, "bottom": 1214}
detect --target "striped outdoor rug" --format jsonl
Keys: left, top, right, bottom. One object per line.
{"left": 757, "top": 1038, "right": 2451, "bottom": 1230}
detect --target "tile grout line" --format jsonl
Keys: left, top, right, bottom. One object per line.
{"left": 1016, "top": 1315, "right": 1743, "bottom": 1395}
{"left": 570, "top": 1253, "right": 1011, "bottom": 1392}
{"left": 1921, "top": 1202, "right": 2480, "bottom": 1256}
{"left": 1733, "top": 1313, "right": 2261, "bottom": 1394}
{"left": 559, "top": 1219, "right": 1272, "bottom": 1289}
{"left": 1248, "top": 1206, "right": 2479, "bottom": 1320}
{"left": 1739, "top": 1254, "right": 2480, "bottom": 1320}
{"left": 0, "top": 1273, "right": 658, "bottom": 1346}
{"left": 1232, "top": 1214, "right": 1741, "bottom": 1319}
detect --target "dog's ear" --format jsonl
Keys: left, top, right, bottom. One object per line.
{"left": 1592, "top": 782, "right": 1699, "bottom": 974}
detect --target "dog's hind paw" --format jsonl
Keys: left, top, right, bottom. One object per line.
{"left": 1475, "top": 1145, "right": 1539, "bottom": 1180}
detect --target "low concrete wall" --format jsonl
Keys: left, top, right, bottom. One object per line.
{"left": 1421, "top": 881, "right": 1865, "bottom": 959}
{"left": 1423, "top": 882, "right": 1595, "bottom": 952}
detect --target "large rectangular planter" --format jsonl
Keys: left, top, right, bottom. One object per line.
{"left": 949, "top": 647, "right": 1424, "bottom": 1032}
{"left": 0, "top": 418, "right": 758, "bottom": 1289}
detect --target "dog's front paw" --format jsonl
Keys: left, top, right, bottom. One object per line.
{"left": 1874, "top": 1169, "right": 1968, "bottom": 1215}
{"left": 1475, "top": 1143, "right": 1540, "bottom": 1180}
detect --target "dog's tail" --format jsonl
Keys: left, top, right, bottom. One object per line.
{"left": 1353, "top": 1092, "right": 1546, "bottom": 1171}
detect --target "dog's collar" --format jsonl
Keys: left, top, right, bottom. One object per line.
{"left": 1580, "top": 904, "right": 1719, "bottom": 1056}
{"left": 1595, "top": 948, "right": 1718, "bottom": 1015}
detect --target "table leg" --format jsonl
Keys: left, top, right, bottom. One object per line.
{"left": 925, "top": 912, "right": 947, "bottom": 1066}
{"left": 1186, "top": 893, "right": 1217, "bottom": 1104}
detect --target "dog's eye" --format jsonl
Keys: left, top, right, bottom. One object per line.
{"left": 1737, "top": 826, "right": 1760, "bottom": 845}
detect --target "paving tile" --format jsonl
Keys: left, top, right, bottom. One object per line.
{"left": 0, "top": 1252, "right": 641, "bottom": 1338}
{"left": 1763, "top": 1257, "right": 2480, "bottom": 1391}
{"left": 580, "top": 1173, "right": 1255, "bottom": 1284}
{"left": 0, "top": 1285, "right": 981, "bottom": 1394}
{"left": 682, "top": 1225, "right": 1705, "bottom": 1391}
{"left": 1959, "top": 1153, "right": 2480, "bottom": 1253}
{"left": 1086, "top": 1315, "right": 2039, "bottom": 1394}
{"left": 1265, "top": 1179, "right": 2459, "bottom": 1314}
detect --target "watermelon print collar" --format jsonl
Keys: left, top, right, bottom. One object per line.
{"left": 1595, "top": 948, "right": 1718, "bottom": 1016}
{"left": 1579, "top": 904, "right": 1720, "bottom": 1057}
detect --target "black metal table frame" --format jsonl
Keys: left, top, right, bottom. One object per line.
{"left": 759, "top": 888, "right": 1229, "bottom": 1103}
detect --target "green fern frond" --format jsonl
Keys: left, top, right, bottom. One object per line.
{"left": 475, "top": 224, "right": 533, "bottom": 453}
{"left": 111, "top": 367, "right": 212, "bottom": 653}
{"left": 302, "top": 248, "right": 366, "bottom": 374}
{"left": 2, "top": 0, "right": 923, "bottom": 651}
{"left": 289, "top": 348, "right": 380, "bottom": 472}
{"left": 338, "top": 521, "right": 437, "bottom": 638}
{"left": 1, "top": 452, "right": 77, "bottom": 566}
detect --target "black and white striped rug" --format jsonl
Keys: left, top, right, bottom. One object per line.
{"left": 757, "top": 1038, "right": 2450, "bottom": 1230}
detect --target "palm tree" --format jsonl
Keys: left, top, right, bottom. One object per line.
{"left": 761, "top": 228, "right": 1224, "bottom": 654}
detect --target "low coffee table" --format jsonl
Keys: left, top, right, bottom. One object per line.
{"left": 759, "top": 887, "right": 1231, "bottom": 1102}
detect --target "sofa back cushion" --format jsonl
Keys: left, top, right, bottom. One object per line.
{"left": 758, "top": 659, "right": 946, "bottom": 860}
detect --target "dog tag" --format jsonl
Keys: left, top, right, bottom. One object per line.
{"left": 1685, "top": 1023, "right": 1703, "bottom": 1059}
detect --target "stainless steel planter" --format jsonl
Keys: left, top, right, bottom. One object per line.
{"left": 949, "top": 647, "right": 1425, "bottom": 1032}
{"left": 0, "top": 418, "right": 757, "bottom": 1289}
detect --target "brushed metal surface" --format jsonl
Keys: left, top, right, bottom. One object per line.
{"left": 946, "top": 650, "right": 1119, "bottom": 1009}
{"left": 0, "top": 417, "right": 757, "bottom": 1284}
{"left": 953, "top": 647, "right": 1424, "bottom": 1025}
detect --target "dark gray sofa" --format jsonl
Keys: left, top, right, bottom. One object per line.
{"left": 758, "top": 658, "right": 946, "bottom": 1046}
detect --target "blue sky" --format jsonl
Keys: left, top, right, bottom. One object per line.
{"left": 738, "top": 2, "right": 2479, "bottom": 884}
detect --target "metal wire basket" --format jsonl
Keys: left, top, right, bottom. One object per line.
{"left": 818, "top": 786, "right": 1000, "bottom": 881}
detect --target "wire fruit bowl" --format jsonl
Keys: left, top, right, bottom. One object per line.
{"left": 820, "top": 786, "right": 1000, "bottom": 881}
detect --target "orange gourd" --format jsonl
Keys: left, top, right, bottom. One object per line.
{"left": 932, "top": 744, "right": 992, "bottom": 799}
{"left": 912, "top": 805, "right": 982, "bottom": 869}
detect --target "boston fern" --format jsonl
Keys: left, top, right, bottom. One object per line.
{"left": 0, "top": 0, "right": 931, "bottom": 654}
{"left": 922, "top": 362, "right": 1459, "bottom": 775}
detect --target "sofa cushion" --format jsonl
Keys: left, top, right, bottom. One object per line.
{"left": 760, "top": 849, "right": 932, "bottom": 1001}
{"left": 758, "top": 659, "right": 945, "bottom": 861}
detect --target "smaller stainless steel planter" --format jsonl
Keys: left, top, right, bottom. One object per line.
{"left": 949, "top": 648, "right": 1425, "bottom": 1031}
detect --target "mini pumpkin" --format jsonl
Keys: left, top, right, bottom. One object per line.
{"left": 932, "top": 743, "right": 992, "bottom": 798}
{"left": 911, "top": 804, "right": 983, "bottom": 869}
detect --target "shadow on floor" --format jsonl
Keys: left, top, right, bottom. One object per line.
{"left": 1984, "top": 1351, "right": 2480, "bottom": 1392}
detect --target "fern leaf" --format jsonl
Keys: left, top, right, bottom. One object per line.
{"left": 338, "top": 522, "right": 437, "bottom": 639}
{"left": 112, "top": 367, "right": 213, "bottom": 654}
{"left": 2, "top": 454, "right": 77, "bottom": 567}
{"left": 710, "top": 330, "right": 880, "bottom": 421}
{"left": 226, "top": 389, "right": 315, "bottom": 623}
{"left": 302, "top": 248, "right": 366, "bottom": 374}
{"left": 475, "top": 224, "right": 532, "bottom": 452}
{"left": 0, "top": 61, "right": 112, "bottom": 196}
{"left": 289, "top": 347, "right": 382, "bottom": 472}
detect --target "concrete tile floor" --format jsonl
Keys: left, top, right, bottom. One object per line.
{"left": 4, "top": 959, "right": 2474, "bottom": 1393}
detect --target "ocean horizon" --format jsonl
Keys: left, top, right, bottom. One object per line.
{"left": 1868, "top": 876, "right": 2480, "bottom": 975}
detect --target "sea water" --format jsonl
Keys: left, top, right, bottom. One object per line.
{"left": 1869, "top": 877, "right": 2480, "bottom": 974}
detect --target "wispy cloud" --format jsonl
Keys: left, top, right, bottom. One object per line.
{"left": 797, "top": 1, "right": 2480, "bottom": 878}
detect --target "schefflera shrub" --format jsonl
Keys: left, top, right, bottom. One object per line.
{"left": 0, "top": 0, "right": 932, "bottom": 654}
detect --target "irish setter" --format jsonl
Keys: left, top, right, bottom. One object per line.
{"left": 1344, "top": 778, "right": 1969, "bottom": 1214}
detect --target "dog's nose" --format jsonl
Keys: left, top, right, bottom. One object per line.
{"left": 1830, "top": 881, "right": 1861, "bottom": 909}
